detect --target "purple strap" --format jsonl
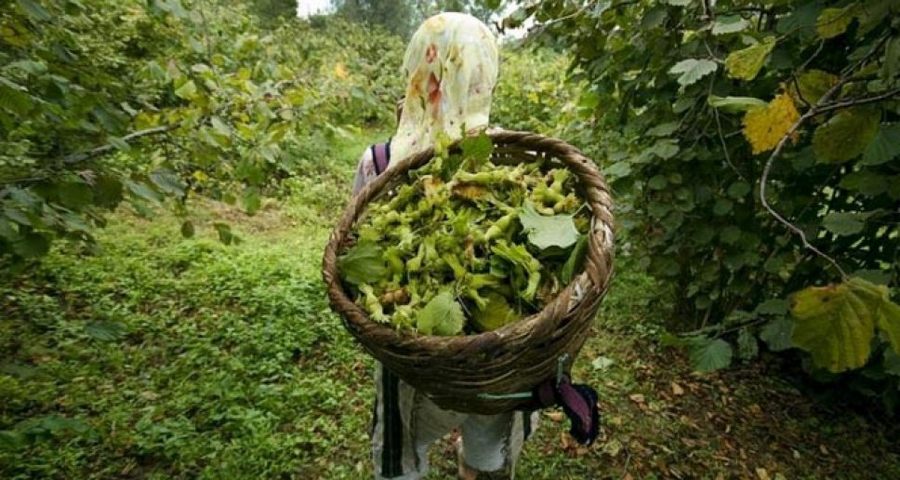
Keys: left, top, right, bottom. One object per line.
{"left": 528, "top": 375, "right": 600, "bottom": 445}
{"left": 371, "top": 141, "right": 390, "bottom": 175}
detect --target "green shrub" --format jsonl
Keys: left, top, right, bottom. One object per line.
{"left": 517, "top": 0, "right": 900, "bottom": 404}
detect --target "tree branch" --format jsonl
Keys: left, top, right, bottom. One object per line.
{"left": 63, "top": 125, "right": 177, "bottom": 164}
{"left": 757, "top": 37, "right": 894, "bottom": 280}
{"left": 813, "top": 88, "right": 900, "bottom": 116}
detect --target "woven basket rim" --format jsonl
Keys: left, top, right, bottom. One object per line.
{"left": 322, "top": 129, "right": 615, "bottom": 356}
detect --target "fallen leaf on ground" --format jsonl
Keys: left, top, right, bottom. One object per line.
{"left": 671, "top": 382, "right": 685, "bottom": 395}
{"left": 629, "top": 393, "right": 645, "bottom": 404}
{"left": 545, "top": 411, "right": 564, "bottom": 422}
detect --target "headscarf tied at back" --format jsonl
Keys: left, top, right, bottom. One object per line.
{"left": 389, "top": 12, "right": 500, "bottom": 167}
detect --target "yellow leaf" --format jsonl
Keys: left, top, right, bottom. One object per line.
{"left": 334, "top": 62, "right": 348, "bottom": 80}
{"left": 741, "top": 93, "right": 800, "bottom": 155}
{"left": 725, "top": 36, "right": 776, "bottom": 81}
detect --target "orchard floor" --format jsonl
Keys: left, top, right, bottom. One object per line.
{"left": 2, "top": 130, "right": 900, "bottom": 479}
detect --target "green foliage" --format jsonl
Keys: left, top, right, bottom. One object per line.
{"left": 491, "top": 46, "right": 583, "bottom": 135}
{"left": 519, "top": 0, "right": 899, "bottom": 385}
{"left": 338, "top": 241, "right": 389, "bottom": 285}
{"left": 790, "top": 277, "right": 900, "bottom": 373}
{"left": 688, "top": 338, "right": 734, "bottom": 372}
{"left": 0, "top": 0, "right": 404, "bottom": 266}
{"left": 518, "top": 201, "right": 579, "bottom": 250}
{"left": 416, "top": 290, "right": 465, "bottom": 335}
{"left": 342, "top": 138, "right": 589, "bottom": 334}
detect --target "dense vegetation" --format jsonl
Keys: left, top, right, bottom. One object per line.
{"left": 0, "top": 0, "right": 402, "bottom": 265}
{"left": 2, "top": 0, "right": 900, "bottom": 477}
{"left": 513, "top": 0, "right": 900, "bottom": 405}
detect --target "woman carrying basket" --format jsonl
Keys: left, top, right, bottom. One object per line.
{"left": 351, "top": 13, "right": 539, "bottom": 480}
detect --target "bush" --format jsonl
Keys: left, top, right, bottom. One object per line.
{"left": 518, "top": 0, "right": 900, "bottom": 405}
{"left": 0, "top": 1, "right": 404, "bottom": 266}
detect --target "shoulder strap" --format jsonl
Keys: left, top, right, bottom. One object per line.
{"left": 371, "top": 141, "right": 391, "bottom": 175}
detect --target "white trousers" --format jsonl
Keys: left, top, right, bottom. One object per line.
{"left": 372, "top": 363, "right": 539, "bottom": 479}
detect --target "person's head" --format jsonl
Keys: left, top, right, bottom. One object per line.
{"left": 389, "top": 12, "right": 499, "bottom": 166}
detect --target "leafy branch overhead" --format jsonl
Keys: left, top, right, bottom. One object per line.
{"left": 520, "top": 0, "right": 900, "bottom": 389}
{"left": 0, "top": 0, "right": 404, "bottom": 264}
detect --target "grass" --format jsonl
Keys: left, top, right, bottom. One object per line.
{"left": 2, "top": 128, "right": 900, "bottom": 479}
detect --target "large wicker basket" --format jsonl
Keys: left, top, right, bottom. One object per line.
{"left": 322, "top": 130, "right": 614, "bottom": 415}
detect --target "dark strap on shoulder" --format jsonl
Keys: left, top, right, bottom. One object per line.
{"left": 371, "top": 140, "right": 391, "bottom": 175}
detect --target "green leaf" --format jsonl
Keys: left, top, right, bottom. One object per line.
{"left": 149, "top": 170, "right": 185, "bottom": 196}
{"left": 861, "top": 124, "right": 900, "bottom": 166}
{"left": 713, "top": 198, "right": 732, "bottom": 216}
{"left": 603, "top": 162, "right": 631, "bottom": 178}
{"left": 816, "top": 5, "right": 857, "bottom": 39}
{"left": 669, "top": 59, "right": 718, "bottom": 86}
{"left": 882, "top": 37, "right": 900, "bottom": 81}
{"left": 839, "top": 171, "right": 888, "bottom": 197}
{"left": 417, "top": 291, "right": 464, "bottom": 336}
{"left": 459, "top": 131, "right": 493, "bottom": 168}
{"left": 180, "top": 220, "right": 194, "bottom": 238}
{"left": 12, "top": 232, "right": 50, "bottom": 258}
{"left": 737, "top": 328, "right": 759, "bottom": 361}
{"left": 641, "top": 7, "right": 667, "bottom": 29}
{"left": 688, "top": 337, "right": 733, "bottom": 372}
{"left": 242, "top": 188, "right": 261, "bottom": 215}
{"left": 338, "top": 241, "right": 388, "bottom": 285}
{"left": 822, "top": 211, "right": 872, "bottom": 236}
{"left": 853, "top": 269, "right": 892, "bottom": 286}
{"left": 813, "top": 108, "right": 880, "bottom": 164}
{"left": 647, "top": 122, "right": 679, "bottom": 137}
{"left": 561, "top": 235, "right": 588, "bottom": 284}
{"left": 17, "top": 0, "right": 52, "bottom": 21}
{"left": 85, "top": 321, "right": 127, "bottom": 341}
{"left": 518, "top": 201, "right": 579, "bottom": 251}
{"left": 884, "top": 349, "right": 900, "bottom": 377}
{"left": 8, "top": 60, "right": 47, "bottom": 75}
{"left": 707, "top": 95, "right": 766, "bottom": 113}
{"left": 58, "top": 182, "right": 93, "bottom": 209}
{"left": 212, "top": 222, "right": 237, "bottom": 245}
{"left": 125, "top": 180, "right": 163, "bottom": 203}
{"left": 93, "top": 175, "right": 123, "bottom": 209}
{"left": 472, "top": 293, "right": 519, "bottom": 332}
{"left": 0, "top": 77, "right": 34, "bottom": 114}
{"left": 760, "top": 317, "right": 794, "bottom": 352}
{"left": 648, "top": 175, "right": 667, "bottom": 190}
{"left": 108, "top": 136, "right": 131, "bottom": 152}
{"left": 794, "top": 69, "right": 838, "bottom": 105}
{"left": 719, "top": 226, "right": 740, "bottom": 244}
{"left": 711, "top": 15, "right": 749, "bottom": 35}
{"left": 858, "top": 0, "right": 897, "bottom": 34}
{"left": 756, "top": 299, "right": 790, "bottom": 316}
{"left": 649, "top": 139, "right": 679, "bottom": 159}
{"left": 174, "top": 79, "right": 198, "bottom": 100}
{"left": 726, "top": 181, "right": 751, "bottom": 198}
{"left": 725, "top": 36, "right": 776, "bottom": 81}
{"left": 790, "top": 277, "right": 900, "bottom": 372}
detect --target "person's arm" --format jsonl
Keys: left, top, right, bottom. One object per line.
{"left": 352, "top": 148, "right": 376, "bottom": 196}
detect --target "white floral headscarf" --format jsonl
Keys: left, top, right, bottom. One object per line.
{"left": 389, "top": 12, "right": 500, "bottom": 167}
